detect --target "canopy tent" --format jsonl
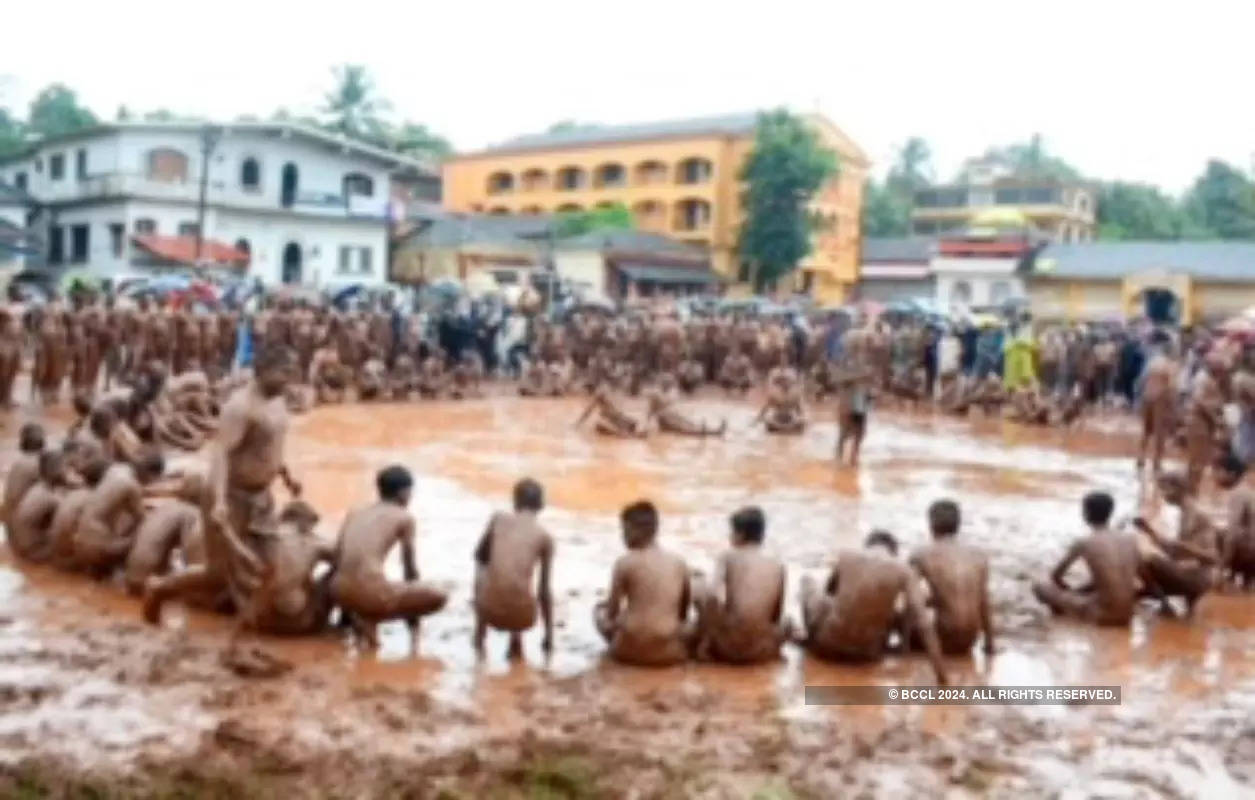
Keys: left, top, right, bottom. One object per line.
{"left": 131, "top": 235, "right": 249, "bottom": 268}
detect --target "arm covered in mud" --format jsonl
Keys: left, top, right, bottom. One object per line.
{"left": 904, "top": 577, "right": 948, "bottom": 685}
{"left": 538, "top": 535, "right": 554, "bottom": 653}
{"left": 1049, "top": 541, "right": 1085, "bottom": 589}
{"left": 209, "top": 399, "right": 262, "bottom": 573}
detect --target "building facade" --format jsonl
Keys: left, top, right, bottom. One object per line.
{"left": 441, "top": 112, "right": 868, "bottom": 303}
{"left": 0, "top": 122, "right": 437, "bottom": 287}
{"left": 857, "top": 237, "right": 935, "bottom": 303}
{"left": 912, "top": 159, "right": 1096, "bottom": 243}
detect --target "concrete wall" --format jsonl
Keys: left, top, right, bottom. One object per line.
{"left": 554, "top": 250, "right": 606, "bottom": 295}
{"left": 857, "top": 278, "right": 934, "bottom": 304}
{"left": 1026, "top": 279, "right": 1124, "bottom": 321}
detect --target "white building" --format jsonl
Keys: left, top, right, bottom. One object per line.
{"left": 931, "top": 254, "right": 1024, "bottom": 312}
{"left": 0, "top": 121, "right": 438, "bottom": 287}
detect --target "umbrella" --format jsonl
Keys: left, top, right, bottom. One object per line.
{"left": 425, "top": 278, "right": 465, "bottom": 301}
{"left": 331, "top": 283, "right": 365, "bottom": 307}
{"left": 148, "top": 275, "right": 192, "bottom": 295}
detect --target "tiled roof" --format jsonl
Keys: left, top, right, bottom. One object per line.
{"left": 1030, "top": 241, "right": 1255, "bottom": 282}
{"left": 483, "top": 113, "right": 762, "bottom": 154}
{"left": 861, "top": 237, "right": 934, "bottom": 263}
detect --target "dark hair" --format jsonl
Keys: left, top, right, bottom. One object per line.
{"left": 136, "top": 446, "right": 165, "bottom": 479}
{"left": 37, "top": 450, "right": 62, "bottom": 480}
{"left": 377, "top": 464, "right": 413, "bottom": 501}
{"left": 89, "top": 407, "right": 116, "bottom": 437}
{"left": 72, "top": 392, "right": 93, "bottom": 418}
{"left": 1216, "top": 450, "right": 1248, "bottom": 478}
{"left": 928, "top": 499, "right": 961, "bottom": 536}
{"left": 621, "top": 500, "right": 659, "bottom": 537}
{"left": 513, "top": 478, "right": 544, "bottom": 512}
{"left": 731, "top": 506, "right": 766, "bottom": 544}
{"left": 1082, "top": 491, "right": 1114, "bottom": 526}
{"left": 864, "top": 529, "right": 899, "bottom": 556}
{"left": 81, "top": 457, "right": 111, "bottom": 487}
{"left": 18, "top": 423, "right": 45, "bottom": 453}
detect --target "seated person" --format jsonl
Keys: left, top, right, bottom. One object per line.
{"left": 330, "top": 466, "right": 449, "bottom": 650}
{"left": 908, "top": 499, "right": 995, "bottom": 655}
{"left": 576, "top": 384, "right": 647, "bottom": 438}
{"left": 800, "top": 531, "right": 948, "bottom": 684}
{"left": 70, "top": 448, "right": 165, "bottom": 578}
{"left": 390, "top": 354, "right": 418, "bottom": 401}
{"left": 691, "top": 506, "right": 789, "bottom": 664}
{"left": 242, "top": 500, "right": 337, "bottom": 636}
{"left": 518, "top": 358, "right": 549, "bottom": 397}
{"left": 472, "top": 478, "right": 555, "bottom": 659}
{"left": 756, "top": 367, "right": 807, "bottom": 435}
{"left": 1135, "top": 472, "right": 1221, "bottom": 616}
{"left": 48, "top": 457, "right": 111, "bottom": 569}
{"left": 357, "top": 358, "right": 387, "bottom": 401}
{"left": 2, "top": 423, "right": 46, "bottom": 527}
{"left": 718, "top": 350, "right": 754, "bottom": 395}
{"left": 645, "top": 374, "right": 726, "bottom": 437}
{"left": 417, "top": 353, "right": 447, "bottom": 398}
{"left": 309, "top": 345, "right": 350, "bottom": 404}
{"left": 595, "top": 501, "right": 692, "bottom": 666}
{"left": 1032, "top": 491, "right": 1143, "bottom": 625}
{"left": 1216, "top": 452, "right": 1255, "bottom": 589}
{"left": 677, "top": 359, "right": 705, "bottom": 395}
{"left": 123, "top": 472, "right": 207, "bottom": 596}
{"left": 449, "top": 352, "right": 484, "bottom": 399}
{"left": 8, "top": 450, "right": 69, "bottom": 562}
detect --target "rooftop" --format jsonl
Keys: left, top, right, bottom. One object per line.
{"left": 1029, "top": 241, "right": 1255, "bottom": 282}
{"left": 861, "top": 237, "right": 934, "bottom": 263}
{"left": 0, "top": 179, "right": 32, "bottom": 206}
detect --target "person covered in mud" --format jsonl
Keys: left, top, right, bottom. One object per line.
{"left": 545, "top": 358, "right": 576, "bottom": 397}
{"left": 8, "top": 450, "right": 70, "bottom": 562}
{"left": 1183, "top": 351, "right": 1228, "bottom": 492}
{"left": 834, "top": 363, "right": 875, "bottom": 466}
{"left": 755, "top": 366, "right": 807, "bottom": 435}
{"left": 1137, "top": 336, "right": 1179, "bottom": 474}
{"left": 2, "top": 423, "right": 47, "bottom": 527}
{"left": 47, "top": 456, "right": 111, "bottom": 569}
{"left": 472, "top": 478, "right": 555, "bottom": 659}
{"left": 690, "top": 506, "right": 789, "bottom": 664}
{"left": 449, "top": 351, "right": 485, "bottom": 400}
{"left": 644, "top": 373, "right": 726, "bottom": 437}
{"left": 799, "top": 531, "right": 948, "bottom": 684}
{"left": 0, "top": 305, "right": 22, "bottom": 408}
{"left": 677, "top": 358, "right": 705, "bottom": 395}
{"left": 70, "top": 448, "right": 165, "bottom": 577}
{"left": 517, "top": 357, "right": 550, "bottom": 397}
{"left": 1135, "top": 472, "right": 1220, "bottom": 617}
{"left": 1031, "top": 491, "right": 1144, "bottom": 626}
{"left": 595, "top": 500, "right": 693, "bottom": 666}
{"left": 356, "top": 357, "right": 387, "bottom": 401}
{"left": 417, "top": 351, "right": 447, "bottom": 398}
{"left": 331, "top": 465, "right": 449, "bottom": 650}
{"left": 309, "top": 341, "right": 351, "bottom": 404}
{"left": 576, "top": 383, "right": 647, "bottom": 438}
{"left": 241, "top": 499, "right": 337, "bottom": 636}
{"left": 1214, "top": 452, "right": 1255, "bottom": 589}
{"left": 718, "top": 348, "right": 754, "bottom": 395}
{"left": 123, "top": 471, "right": 207, "bottom": 596}
{"left": 908, "top": 500, "right": 995, "bottom": 656}
{"left": 143, "top": 346, "right": 302, "bottom": 626}
{"left": 389, "top": 354, "right": 418, "bottom": 400}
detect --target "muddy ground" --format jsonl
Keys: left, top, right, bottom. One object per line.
{"left": 0, "top": 394, "right": 1253, "bottom": 798}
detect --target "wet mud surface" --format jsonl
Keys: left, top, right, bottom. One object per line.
{"left": 1, "top": 393, "right": 1253, "bottom": 797}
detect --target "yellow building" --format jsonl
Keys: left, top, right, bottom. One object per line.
{"left": 442, "top": 112, "right": 868, "bottom": 303}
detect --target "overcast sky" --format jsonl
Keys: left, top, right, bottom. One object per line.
{"left": 3, "top": 1, "right": 1249, "bottom": 193}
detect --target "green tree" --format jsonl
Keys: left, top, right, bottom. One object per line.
{"left": 738, "top": 109, "right": 837, "bottom": 288}
{"left": 0, "top": 108, "right": 24, "bottom": 159}
{"left": 321, "top": 64, "right": 390, "bottom": 141}
{"left": 26, "top": 84, "right": 97, "bottom": 139}
{"left": 1184, "top": 160, "right": 1255, "bottom": 239}
{"left": 1095, "top": 182, "right": 1189, "bottom": 240}
{"left": 963, "top": 134, "right": 1080, "bottom": 181}
{"left": 862, "top": 179, "right": 910, "bottom": 237}
{"left": 555, "top": 203, "right": 634, "bottom": 237}
{"left": 886, "top": 136, "right": 933, "bottom": 195}
{"left": 388, "top": 121, "right": 452, "bottom": 160}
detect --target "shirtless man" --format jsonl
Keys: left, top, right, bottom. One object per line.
{"left": 645, "top": 374, "right": 725, "bottom": 437}
{"left": 123, "top": 474, "right": 206, "bottom": 596}
{"left": 309, "top": 343, "right": 350, "bottom": 404}
{"left": 7, "top": 451, "right": 69, "bottom": 562}
{"left": 576, "top": 384, "right": 647, "bottom": 438}
{"left": 834, "top": 364, "right": 874, "bottom": 466}
{"left": 1183, "top": 353, "right": 1227, "bottom": 493}
{"left": 718, "top": 348, "right": 754, "bottom": 395}
{"left": 472, "top": 478, "right": 555, "bottom": 659}
{"left": 677, "top": 358, "right": 705, "bottom": 395}
{"left": 0, "top": 307, "right": 21, "bottom": 407}
{"left": 47, "top": 457, "right": 110, "bottom": 569}
{"left": 357, "top": 357, "right": 387, "bottom": 401}
{"left": 1031, "top": 492, "right": 1143, "bottom": 625}
{"left": 449, "top": 351, "right": 484, "bottom": 400}
{"left": 691, "top": 506, "right": 788, "bottom": 664}
{"left": 71, "top": 449, "right": 164, "bottom": 577}
{"left": 331, "top": 465, "right": 448, "bottom": 649}
{"left": 1138, "top": 340, "right": 1179, "bottom": 474}
{"left": 800, "top": 531, "right": 948, "bottom": 683}
{"left": 756, "top": 366, "right": 807, "bottom": 435}
{"left": 242, "top": 500, "right": 336, "bottom": 636}
{"left": 1136, "top": 472, "right": 1220, "bottom": 616}
{"left": 594, "top": 501, "right": 692, "bottom": 666}
{"left": 908, "top": 500, "right": 995, "bottom": 655}
{"left": 143, "top": 347, "right": 301, "bottom": 625}
{"left": 417, "top": 352, "right": 446, "bottom": 398}
{"left": 518, "top": 358, "right": 550, "bottom": 397}
{"left": 2, "top": 424, "right": 46, "bottom": 527}
{"left": 389, "top": 354, "right": 418, "bottom": 401}
{"left": 1214, "top": 452, "right": 1255, "bottom": 589}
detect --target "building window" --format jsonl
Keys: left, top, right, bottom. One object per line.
{"left": 75, "top": 149, "right": 87, "bottom": 180}
{"left": 359, "top": 246, "right": 372, "bottom": 274}
{"left": 487, "top": 171, "right": 514, "bottom": 195}
{"left": 70, "top": 224, "right": 89, "bottom": 264}
{"left": 520, "top": 205, "right": 543, "bottom": 215}
{"left": 521, "top": 169, "right": 547, "bottom": 192}
{"left": 634, "top": 160, "right": 667, "bottom": 185}
{"left": 632, "top": 200, "right": 664, "bottom": 230}
{"left": 48, "top": 225, "right": 64, "bottom": 265}
{"left": 1025, "top": 187, "right": 1057, "bottom": 204}
{"left": 674, "top": 198, "right": 712, "bottom": 231}
{"left": 1077, "top": 194, "right": 1090, "bottom": 213}
{"left": 34, "top": 158, "right": 42, "bottom": 174}
{"left": 488, "top": 206, "right": 510, "bottom": 216}
{"left": 241, "top": 158, "right": 261, "bottom": 191}
{"left": 14, "top": 172, "right": 26, "bottom": 191}
{"left": 148, "top": 148, "right": 189, "bottom": 182}
{"left": 135, "top": 218, "right": 157, "bottom": 234}
{"left": 338, "top": 245, "right": 353, "bottom": 274}
{"left": 555, "top": 166, "right": 586, "bottom": 191}
{"left": 50, "top": 154, "right": 65, "bottom": 181}
{"left": 109, "top": 223, "right": 125, "bottom": 257}
{"left": 677, "top": 157, "right": 713, "bottom": 185}
{"left": 555, "top": 203, "right": 583, "bottom": 213}
{"left": 594, "top": 163, "right": 626, "bottom": 188}
{"left": 178, "top": 221, "right": 200, "bottom": 237}
{"left": 343, "top": 172, "right": 374, "bottom": 197}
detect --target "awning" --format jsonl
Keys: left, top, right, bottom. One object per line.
{"left": 618, "top": 264, "right": 719, "bottom": 285}
{"left": 131, "top": 235, "right": 249, "bottom": 268}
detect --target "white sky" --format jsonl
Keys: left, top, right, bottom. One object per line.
{"left": 2, "top": 0, "right": 1250, "bottom": 194}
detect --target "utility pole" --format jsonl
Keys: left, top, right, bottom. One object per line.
{"left": 194, "top": 124, "right": 223, "bottom": 265}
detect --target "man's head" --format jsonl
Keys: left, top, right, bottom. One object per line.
{"left": 1156, "top": 472, "right": 1189, "bottom": 506}
{"left": 1215, "top": 450, "right": 1248, "bottom": 490}
{"left": 134, "top": 447, "right": 165, "bottom": 484}
{"left": 377, "top": 464, "right": 414, "bottom": 505}
{"left": 620, "top": 500, "right": 659, "bottom": 549}
{"left": 730, "top": 505, "right": 766, "bottom": 546}
{"left": 864, "top": 529, "right": 899, "bottom": 556}
{"left": 279, "top": 499, "right": 321, "bottom": 532}
{"left": 18, "top": 423, "right": 45, "bottom": 454}
{"left": 88, "top": 407, "right": 117, "bottom": 439}
{"left": 928, "top": 499, "right": 961, "bottom": 539}
{"left": 71, "top": 391, "right": 93, "bottom": 419}
{"left": 37, "top": 450, "right": 65, "bottom": 485}
{"left": 254, "top": 346, "right": 296, "bottom": 398}
{"left": 513, "top": 478, "right": 544, "bottom": 513}
{"left": 1082, "top": 491, "right": 1116, "bottom": 527}
{"left": 80, "top": 456, "right": 111, "bottom": 488}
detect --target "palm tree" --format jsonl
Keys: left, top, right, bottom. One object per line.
{"left": 321, "top": 65, "right": 389, "bottom": 141}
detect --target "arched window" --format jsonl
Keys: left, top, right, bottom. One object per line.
{"left": 556, "top": 203, "right": 584, "bottom": 213}
{"left": 134, "top": 218, "right": 157, "bottom": 234}
{"left": 634, "top": 160, "right": 667, "bottom": 185}
{"left": 147, "top": 148, "right": 189, "bottom": 182}
{"left": 674, "top": 198, "right": 711, "bottom": 231}
{"left": 520, "top": 169, "right": 548, "bottom": 193}
{"left": 343, "top": 172, "right": 374, "bottom": 197}
{"left": 632, "top": 200, "right": 665, "bottom": 231}
{"left": 677, "top": 157, "right": 713, "bottom": 185}
{"left": 280, "top": 162, "right": 299, "bottom": 208}
{"left": 240, "top": 158, "right": 261, "bottom": 191}
{"left": 520, "top": 205, "right": 544, "bottom": 215}
{"left": 555, "top": 166, "right": 586, "bottom": 191}
{"left": 951, "top": 280, "right": 973, "bottom": 306}
{"left": 488, "top": 206, "right": 511, "bottom": 216}
{"left": 234, "top": 238, "right": 252, "bottom": 267}
{"left": 594, "top": 163, "right": 625, "bottom": 188}
{"left": 487, "top": 171, "right": 514, "bottom": 195}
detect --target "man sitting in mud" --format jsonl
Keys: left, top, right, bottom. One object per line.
{"left": 390, "top": 354, "right": 418, "bottom": 401}
{"left": 800, "top": 531, "right": 948, "bottom": 684}
{"left": 1006, "top": 383, "right": 1052, "bottom": 426}
{"left": 2, "top": 423, "right": 46, "bottom": 527}
{"left": 47, "top": 457, "right": 110, "bottom": 569}
{"left": 331, "top": 465, "right": 449, "bottom": 650}
{"left": 691, "top": 506, "right": 789, "bottom": 664}
{"left": 755, "top": 366, "right": 807, "bottom": 435}
{"left": 576, "top": 383, "right": 647, "bottom": 438}
{"left": 472, "top": 478, "right": 555, "bottom": 659}
{"left": 518, "top": 357, "right": 550, "bottom": 397}
{"left": 242, "top": 499, "right": 337, "bottom": 636}
{"left": 357, "top": 357, "right": 387, "bottom": 401}
{"left": 1135, "top": 472, "right": 1220, "bottom": 617}
{"left": 123, "top": 471, "right": 207, "bottom": 596}
{"left": 417, "top": 352, "right": 447, "bottom": 398}
{"left": 165, "top": 369, "right": 218, "bottom": 434}
{"left": 595, "top": 500, "right": 693, "bottom": 666}
{"left": 8, "top": 450, "right": 69, "bottom": 562}
{"left": 1214, "top": 452, "right": 1255, "bottom": 589}
{"left": 677, "top": 358, "right": 705, "bottom": 395}
{"left": 908, "top": 500, "right": 995, "bottom": 656}
{"left": 71, "top": 448, "right": 165, "bottom": 578}
{"left": 449, "top": 351, "right": 485, "bottom": 400}
{"left": 1032, "top": 491, "right": 1143, "bottom": 626}
{"left": 309, "top": 343, "right": 350, "bottom": 404}
{"left": 718, "top": 348, "right": 754, "bottom": 395}
{"left": 645, "top": 374, "right": 726, "bottom": 437}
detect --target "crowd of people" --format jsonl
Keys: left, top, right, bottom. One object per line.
{"left": 2, "top": 286, "right": 1255, "bottom": 680}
